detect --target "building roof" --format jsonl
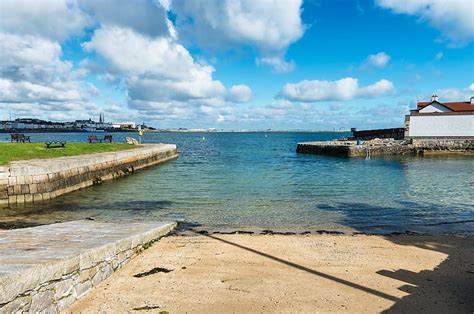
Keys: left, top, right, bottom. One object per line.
{"left": 416, "top": 100, "right": 474, "bottom": 112}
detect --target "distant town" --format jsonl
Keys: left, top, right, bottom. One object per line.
{"left": 0, "top": 116, "right": 353, "bottom": 133}
{"left": 0, "top": 115, "right": 145, "bottom": 133}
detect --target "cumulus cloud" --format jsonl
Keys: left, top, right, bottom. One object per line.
{"left": 0, "top": 32, "right": 92, "bottom": 113}
{"left": 0, "top": 0, "right": 87, "bottom": 41}
{"left": 376, "top": 0, "right": 474, "bottom": 46}
{"left": 228, "top": 85, "right": 252, "bottom": 103}
{"left": 171, "top": 0, "right": 304, "bottom": 72}
{"left": 363, "top": 52, "right": 391, "bottom": 69}
{"left": 78, "top": 0, "right": 169, "bottom": 37}
{"left": 256, "top": 57, "right": 295, "bottom": 73}
{"left": 278, "top": 77, "right": 395, "bottom": 102}
{"left": 82, "top": 25, "right": 252, "bottom": 125}
{"left": 432, "top": 84, "right": 474, "bottom": 102}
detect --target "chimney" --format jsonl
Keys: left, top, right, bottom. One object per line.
{"left": 470, "top": 96, "right": 474, "bottom": 105}
{"left": 431, "top": 94, "right": 439, "bottom": 102}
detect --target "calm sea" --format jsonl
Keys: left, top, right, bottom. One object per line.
{"left": 1, "top": 132, "right": 473, "bottom": 234}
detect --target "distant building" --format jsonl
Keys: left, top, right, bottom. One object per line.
{"left": 112, "top": 122, "right": 136, "bottom": 129}
{"left": 405, "top": 95, "right": 474, "bottom": 138}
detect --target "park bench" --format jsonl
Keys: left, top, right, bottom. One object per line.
{"left": 10, "top": 133, "right": 31, "bottom": 143}
{"left": 45, "top": 141, "right": 66, "bottom": 149}
{"left": 103, "top": 135, "right": 113, "bottom": 143}
{"left": 88, "top": 135, "right": 113, "bottom": 143}
{"left": 88, "top": 135, "right": 102, "bottom": 143}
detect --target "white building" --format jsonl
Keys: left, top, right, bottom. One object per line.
{"left": 405, "top": 95, "right": 474, "bottom": 138}
{"left": 112, "top": 122, "right": 136, "bottom": 129}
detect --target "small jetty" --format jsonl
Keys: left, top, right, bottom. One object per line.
{"left": 297, "top": 130, "right": 473, "bottom": 158}
{"left": 297, "top": 139, "right": 414, "bottom": 157}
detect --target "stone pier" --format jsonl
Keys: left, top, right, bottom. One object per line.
{"left": 0, "top": 220, "right": 177, "bottom": 312}
{"left": 0, "top": 144, "right": 178, "bottom": 206}
{"left": 296, "top": 139, "right": 474, "bottom": 157}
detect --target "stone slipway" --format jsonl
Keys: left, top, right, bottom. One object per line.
{"left": 0, "top": 143, "right": 178, "bottom": 206}
{"left": 0, "top": 220, "right": 177, "bottom": 313}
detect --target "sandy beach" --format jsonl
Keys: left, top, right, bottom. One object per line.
{"left": 67, "top": 232, "right": 473, "bottom": 313}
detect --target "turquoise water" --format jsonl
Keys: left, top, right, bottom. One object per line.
{"left": 1, "top": 132, "right": 473, "bottom": 234}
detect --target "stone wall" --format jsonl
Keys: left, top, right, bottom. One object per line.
{"left": 0, "top": 221, "right": 177, "bottom": 313}
{"left": 297, "top": 139, "right": 474, "bottom": 157}
{"left": 412, "top": 138, "right": 474, "bottom": 154}
{"left": 0, "top": 144, "right": 178, "bottom": 206}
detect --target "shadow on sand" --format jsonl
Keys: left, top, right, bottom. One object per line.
{"left": 379, "top": 235, "right": 474, "bottom": 313}
{"left": 191, "top": 230, "right": 473, "bottom": 313}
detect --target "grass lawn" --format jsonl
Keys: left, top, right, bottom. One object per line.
{"left": 0, "top": 142, "right": 139, "bottom": 165}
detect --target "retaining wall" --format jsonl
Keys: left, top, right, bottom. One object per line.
{"left": 0, "top": 221, "right": 177, "bottom": 313}
{"left": 0, "top": 144, "right": 178, "bottom": 206}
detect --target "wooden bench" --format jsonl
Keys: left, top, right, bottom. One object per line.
{"left": 10, "top": 133, "right": 31, "bottom": 143}
{"left": 45, "top": 141, "right": 66, "bottom": 148}
{"left": 88, "top": 135, "right": 102, "bottom": 143}
{"left": 103, "top": 135, "right": 113, "bottom": 143}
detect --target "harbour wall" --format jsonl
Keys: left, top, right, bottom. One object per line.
{"left": 297, "top": 139, "right": 474, "bottom": 157}
{"left": 0, "top": 144, "right": 178, "bottom": 206}
{"left": 0, "top": 221, "right": 177, "bottom": 312}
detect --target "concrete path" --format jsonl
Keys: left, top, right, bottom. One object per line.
{"left": 0, "top": 220, "right": 176, "bottom": 312}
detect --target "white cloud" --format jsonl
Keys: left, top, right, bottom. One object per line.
{"left": 278, "top": 77, "right": 395, "bottom": 102}
{"left": 433, "top": 84, "right": 474, "bottom": 102}
{"left": 364, "top": 52, "right": 391, "bottom": 68}
{"left": 435, "top": 51, "right": 444, "bottom": 60}
{"left": 0, "top": 0, "right": 87, "bottom": 41}
{"left": 83, "top": 26, "right": 227, "bottom": 102}
{"left": 358, "top": 79, "right": 395, "bottom": 97}
{"left": 78, "top": 0, "right": 169, "bottom": 37}
{"left": 376, "top": 0, "right": 474, "bottom": 46}
{"left": 82, "top": 26, "right": 252, "bottom": 125}
{"left": 0, "top": 32, "right": 91, "bottom": 111}
{"left": 256, "top": 57, "right": 295, "bottom": 73}
{"left": 171, "top": 0, "right": 304, "bottom": 72}
{"left": 228, "top": 85, "right": 252, "bottom": 103}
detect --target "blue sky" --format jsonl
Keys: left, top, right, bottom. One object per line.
{"left": 1, "top": 0, "right": 473, "bottom": 130}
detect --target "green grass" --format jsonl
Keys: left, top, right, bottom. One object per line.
{"left": 0, "top": 142, "right": 139, "bottom": 165}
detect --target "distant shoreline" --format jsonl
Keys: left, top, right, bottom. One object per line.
{"left": 0, "top": 129, "right": 351, "bottom": 134}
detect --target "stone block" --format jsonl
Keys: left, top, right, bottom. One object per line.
{"left": 13, "top": 184, "right": 22, "bottom": 195}
{"left": 24, "top": 194, "right": 33, "bottom": 203}
{"left": 57, "top": 293, "right": 76, "bottom": 311}
{"left": 0, "top": 190, "right": 8, "bottom": 199}
{"left": 8, "top": 195, "right": 16, "bottom": 205}
{"left": 16, "top": 175, "right": 25, "bottom": 185}
{"left": 24, "top": 175, "right": 33, "bottom": 184}
{"left": 42, "top": 192, "right": 51, "bottom": 201}
{"left": 33, "top": 194, "right": 43, "bottom": 204}
{"left": 79, "top": 266, "right": 99, "bottom": 283}
{"left": 16, "top": 194, "right": 25, "bottom": 204}
{"left": 54, "top": 278, "right": 75, "bottom": 300}
{"left": 29, "top": 183, "right": 38, "bottom": 194}
{"left": 20, "top": 184, "right": 29, "bottom": 194}
{"left": 74, "top": 280, "right": 92, "bottom": 299}
{"left": 91, "top": 264, "right": 113, "bottom": 287}
{"left": 30, "top": 289, "right": 55, "bottom": 313}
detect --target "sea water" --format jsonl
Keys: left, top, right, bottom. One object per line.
{"left": 1, "top": 132, "right": 473, "bottom": 234}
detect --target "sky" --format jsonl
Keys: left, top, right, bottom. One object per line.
{"left": 1, "top": 0, "right": 473, "bottom": 130}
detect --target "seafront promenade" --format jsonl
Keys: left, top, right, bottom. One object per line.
{"left": 0, "top": 144, "right": 178, "bottom": 206}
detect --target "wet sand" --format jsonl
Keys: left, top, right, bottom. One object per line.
{"left": 67, "top": 233, "right": 474, "bottom": 313}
